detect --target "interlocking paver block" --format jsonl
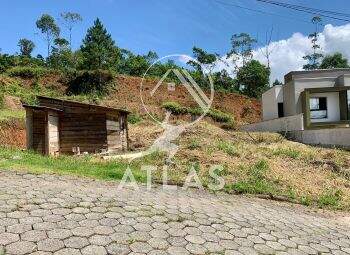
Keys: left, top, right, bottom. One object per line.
{"left": 0, "top": 170, "right": 349, "bottom": 255}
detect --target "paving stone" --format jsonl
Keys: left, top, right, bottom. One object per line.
{"left": 0, "top": 170, "right": 349, "bottom": 255}
{"left": 37, "top": 239, "right": 64, "bottom": 252}
{"left": 64, "top": 236, "right": 89, "bottom": 249}
{"left": 81, "top": 245, "right": 107, "bottom": 255}
{"left": 5, "top": 241, "right": 36, "bottom": 254}
{"left": 0, "top": 232, "right": 20, "bottom": 245}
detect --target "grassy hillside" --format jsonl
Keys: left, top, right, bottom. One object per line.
{"left": 1, "top": 72, "right": 349, "bottom": 211}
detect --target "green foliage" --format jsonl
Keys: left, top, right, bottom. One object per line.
{"left": 228, "top": 33, "right": 257, "bottom": 66}
{"left": 128, "top": 113, "right": 142, "bottom": 124}
{"left": 80, "top": 18, "right": 120, "bottom": 70}
{"left": 18, "top": 39, "right": 35, "bottom": 57}
{"left": 217, "top": 140, "right": 239, "bottom": 156}
{"left": 118, "top": 49, "right": 151, "bottom": 76}
{"left": 162, "top": 101, "right": 187, "bottom": 115}
{"left": 0, "top": 147, "right": 147, "bottom": 183}
{"left": 7, "top": 66, "right": 50, "bottom": 79}
{"left": 188, "top": 46, "right": 217, "bottom": 72}
{"left": 0, "top": 75, "right": 61, "bottom": 105}
{"left": 36, "top": 14, "right": 60, "bottom": 57}
{"left": 188, "top": 139, "right": 200, "bottom": 150}
{"left": 303, "top": 16, "right": 323, "bottom": 70}
{"left": 273, "top": 79, "right": 283, "bottom": 86}
{"left": 300, "top": 195, "right": 312, "bottom": 206}
{"left": 0, "top": 91, "right": 4, "bottom": 109}
{"left": 318, "top": 190, "right": 342, "bottom": 208}
{"left": 320, "top": 53, "right": 349, "bottom": 69}
{"left": 60, "top": 12, "right": 83, "bottom": 48}
{"left": 236, "top": 60, "right": 270, "bottom": 98}
{"left": 66, "top": 69, "right": 115, "bottom": 95}
{"left": 208, "top": 109, "right": 233, "bottom": 123}
{"left": 272, "top": 148, "right": 301, "bottom": 159}
{"left": 225, "top": 160, "right": 276, "bottom": 195}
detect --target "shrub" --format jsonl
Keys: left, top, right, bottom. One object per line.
{"left": 317, "top": 190, "right": 342, "bottom": 208}
{"left": 128, "top": 113, "right": 142, "bottom": 124}
{"left": 208, "top": 109, "right": 233, "bottom": 123}
{"left": 7, "top": 66, "right": 48, "bottom": 79}
{"left": 162, "top": 101, "right": 187, "bottom": 115}
{"left": 66, "top": 69, "right": 115, "bottom": 95}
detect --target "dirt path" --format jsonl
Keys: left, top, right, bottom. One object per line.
{"left": 0, "top": 170, "right": 349, "bottom": 255}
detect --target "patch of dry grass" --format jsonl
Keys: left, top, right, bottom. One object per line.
{"left": 128, "top": 121, "right": 350, "bottom": 210}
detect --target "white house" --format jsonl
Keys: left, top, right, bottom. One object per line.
{"left": 242, "top": 69, "right": 350, "bottom": 148}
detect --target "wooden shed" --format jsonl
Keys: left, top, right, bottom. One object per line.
{"left": 23, "top": 96, "right": 129, "bottom": 156}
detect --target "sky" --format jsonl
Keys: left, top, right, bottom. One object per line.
{"left": 1, "top": 0, "right": 350, "bottom": 82}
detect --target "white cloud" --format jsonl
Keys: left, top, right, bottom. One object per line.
{"left": 218, "top": 23, "right": 350, "bottom": 83}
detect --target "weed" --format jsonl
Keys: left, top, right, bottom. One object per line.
{"left": 188, "top": 139, "right": 200, "bottom": 150}
{"left": 217, "top": 140, "right": 239, "bottom": 157}
{"left": 128, "top": 113, "right": 142, "bottom": 124}
{"left": 300, "top": 195, "right": 312, "bottom": 206}
{"left": 317, "top": 190, "right": 342, "bottom": 208}
{"left": 273, "top": 148, "right": 301, "bottom": 159}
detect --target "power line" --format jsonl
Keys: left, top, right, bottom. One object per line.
{"left": 214, "top": 0, "right": 310, "bottom": 24}
{"left": 256, "top": 0, "right": 350, "bottom": 22}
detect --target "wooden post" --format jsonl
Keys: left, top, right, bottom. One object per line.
{"left": 47, "top": 111, "right": 60, "bottom": 156}
{"left": 25, "top": 109, "right": 33, "bottom": 150}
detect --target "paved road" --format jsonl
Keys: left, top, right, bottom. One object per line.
{"left": 0, "top": 170, "right": 350, "bottom": 255}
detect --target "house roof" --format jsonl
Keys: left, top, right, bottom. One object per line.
{"left": 22, "top": 104, "right": 64, "bottom": 112}
{"left": 284, "top": 68, "right": 350, "bottom": 83}
{"left": 37, "top": 96, "right": 131, "bottom": 114}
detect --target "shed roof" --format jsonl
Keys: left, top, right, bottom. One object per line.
{"left": 37, "top": 96, "right": 130, "bottom": 114}
{"left": 22, "top": 104, "right": 64, "bottom": 112}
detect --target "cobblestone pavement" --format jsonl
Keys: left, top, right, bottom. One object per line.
{"left": 0, "top": 170, "right": 350, "bottom": 255}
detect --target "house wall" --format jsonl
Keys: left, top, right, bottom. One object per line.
{"left": 309, "top": 92, "right": 340, "bottom": 123}
{"left": 283, "top": 81, "right": 296, "bottom": 117}
{"left": 262, "top": 86, "right": 283, "bottom": 121}
{"left": 241, "top": 114, "right": 304, "bottom": 132}
{"left": 292, "top": 128, "right": 350, "bottom": 149}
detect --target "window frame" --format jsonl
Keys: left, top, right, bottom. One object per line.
{"left": 309, "top": 97, "right": 328, "bottom": 119}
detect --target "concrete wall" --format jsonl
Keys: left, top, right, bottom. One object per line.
{"left": 283, "top": 81, "right": 296, "bottom": 117}
{"left": 292, "top": 128, "right": 350, "bottom": 149}
{"left": 241, "top": 114, "right": 304, "bottom": 132}
{"left": 309, "top": 92, "right": 340, "bottom": 123}
{"left": 262, "top": 86, "right": 283, "bottom": 121}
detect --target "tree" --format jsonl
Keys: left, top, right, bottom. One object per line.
{"left": 188, "top": 47, "right": 217, "bottom": 73}
{"left": 80, "top": 18, "right": 120, "bottom": 70}
{"left": 36, "top": 14, "right": 60, "bottom": 57}
{"left": 320, "top": 53, "right": 349, "bottom": 69}
{"left": 228, "top": 33, "right": 257, "bottom": 71}
{"left": 60, "top": 12, "right": 83, "bottom": 49}
{"left": 48, "top": 38, "right": 74, "bottom": 70}
{"left": 303, "top": 16, "right": 323, "bottom": 70}
{"left": 236, "top": 60, "right": 270, "bottom": 98}
{"left": 272, "top": 79, "right": 283, "bottom": 86}
{"left": 18, "top": 39, "right": 35, "bottom": 57}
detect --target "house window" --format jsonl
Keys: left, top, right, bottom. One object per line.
{"left": 310, "top": 97, "right": 327, "bottom": 119}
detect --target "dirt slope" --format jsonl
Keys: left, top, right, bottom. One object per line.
{"left": 104, "top": 75, "right": 261, "bottom": 124}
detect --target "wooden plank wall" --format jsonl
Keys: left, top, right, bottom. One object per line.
{"left": 32, "top": 110, "right": 46, "bottom": 154}
{"left": 60, "top": 113, "right": 108, "bottom": 154}
{"left": 25, "top": 109, "right": 33, "bottom": 150}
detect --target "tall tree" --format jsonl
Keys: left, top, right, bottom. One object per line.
{"left": 36, "top": 14, "right": 60, "bottom": 57}
{"left": 18, "top": 39, "right": 35, "bottom": 57}
{"left": 188, "top": 47, "right": 217, "bottom": 73}
{"left": 228, "top": 33, "right": 257, "bottom": 71}
{"left": 236, "top": 60, "right": 270, "bottom": 98}
{"left": 303, "top": 16, "right": 323, "bottom": 70}
{"left": 60, "top": 12, "right": 83, "bottom": 49}
{"left": 320, "top": 53, "right": 349, "bottom": 69}
{"left": 80, "top": 18, "right": 120, "bottom": 70}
